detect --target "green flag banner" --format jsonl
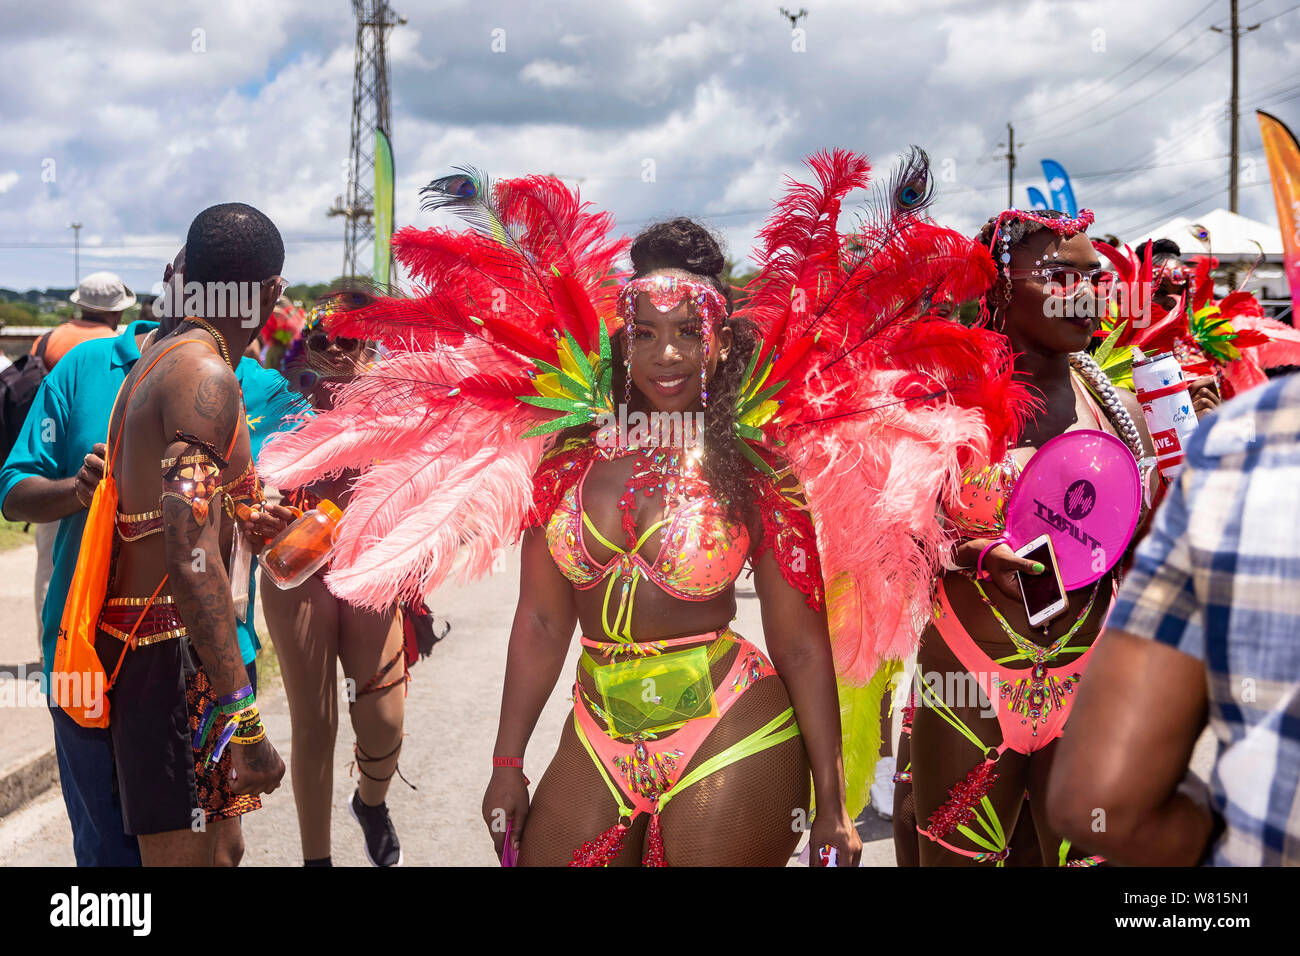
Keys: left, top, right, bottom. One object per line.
{"left": 374, "top": 128, "right": 395, "bottom": 286}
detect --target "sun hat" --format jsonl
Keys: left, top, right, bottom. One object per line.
{"left": 69, "top": 271, "right": 136, "bottom": 312}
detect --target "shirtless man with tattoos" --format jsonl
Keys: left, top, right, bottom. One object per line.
{"left": 98, "top": 203, "right": 289, "bottom": 866}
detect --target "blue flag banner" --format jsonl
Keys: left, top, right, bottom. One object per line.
{"left": 1040, "top": 159, "right": 1077, "bottom": 217}
{"left": 1026, "top": 186, "right": 1050, "bottom": 211}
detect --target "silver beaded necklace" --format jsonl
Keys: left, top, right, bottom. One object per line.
{"left": 1068, "top": 351, "right": 1145, "bottom": 462}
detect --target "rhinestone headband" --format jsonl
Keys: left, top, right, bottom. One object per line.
{"left": 617, "top": 273, "right": 729, "bottom": 408}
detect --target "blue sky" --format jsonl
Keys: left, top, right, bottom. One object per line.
{"left": 0, "top": 0, "right": 1297, "bottom": 295}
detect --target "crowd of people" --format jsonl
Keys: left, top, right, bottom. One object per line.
{"left": 1, "top": 145, "right": 1297, "bottom": 868}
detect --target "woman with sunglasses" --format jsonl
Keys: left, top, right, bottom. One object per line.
{"left": 1139, "top": 237, "right": 1221, "bottom": 419}
{"left": 259, "top": 321, "right": 410, "bottom": 867}
{"left": 893, "top": 208, "right": 1157, "bottom": 866}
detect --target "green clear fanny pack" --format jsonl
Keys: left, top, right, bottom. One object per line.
{"left": 583, "top": 643, "right": 723, "bottom": 739}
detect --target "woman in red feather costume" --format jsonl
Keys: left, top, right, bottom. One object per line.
{"left": 895, "top": 208, "right": 1157, "bottom": 866}
{"left": 259, "top": 150, "right": 1037, "bottom": 865}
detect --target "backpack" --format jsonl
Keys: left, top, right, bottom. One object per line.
{"left": 0, "top": 332, "right": 51, "bottom": 463}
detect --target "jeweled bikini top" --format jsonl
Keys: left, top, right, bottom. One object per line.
{"left": 545, "top": 445, "right": 749, "bottom": 641}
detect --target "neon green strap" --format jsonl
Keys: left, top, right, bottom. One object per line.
{"left": 993, "top": 646, "right": 1091, "bottom": 664}
{"left": 658, "top": 707, "right": 800, "bottom": 811}
{"left": 581, "top": 511, "right": 667, "bottom": 557}
{"left": 916, "top": 674, "right": 990, "bottom": 755}
{"left": 1058, "top": 838, "right": 1071, "bottom": 867}
{"left": 572, "top": 708, "right": 634, "bottom": 820}
{"left": 583, "top": 512, "right": 670, "bottom": 641}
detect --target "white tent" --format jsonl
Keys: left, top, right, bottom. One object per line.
{"left": 1128, "top": 208, "right": 1291, "bottom": 318}
{"left": 1133, "top": 208, "right": 1283, "bottom": 261}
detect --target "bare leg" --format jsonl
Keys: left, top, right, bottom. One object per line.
{"left": 260, "top": 570, "right": 340, "bottom": 860}
{"left": 138, "top": 828, "right": 217, "bottom": 867}
{"left": 211, "top": 817, "right": 245, "bottom": 867}
{"left": 337, "top": 603, "right": 406, "bottom": 806}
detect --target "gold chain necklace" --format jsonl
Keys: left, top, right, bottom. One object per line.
{"left": 181, "top": 317, "right": 232, "bottom": 366}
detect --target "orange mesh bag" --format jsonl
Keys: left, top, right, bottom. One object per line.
{"left": 52, "top": 341, "right": 211, "bottom": 728}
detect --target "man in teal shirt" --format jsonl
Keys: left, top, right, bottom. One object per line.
{"left": 0, "top": 318, "right": 299, "bottom": 865}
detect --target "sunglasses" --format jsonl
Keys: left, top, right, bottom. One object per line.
{"left": 1154, "top": 264, "right": 1193, "bottom": 293}
{"left": 307, "top": 332, "right": 363, "bottom": 352}
{"left": 1008, "top": 267, "right": 1115, "bottom": 296}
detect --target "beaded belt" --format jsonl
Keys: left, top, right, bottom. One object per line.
{"left": 98, "top": 599, "right": 186, "bottom": 646}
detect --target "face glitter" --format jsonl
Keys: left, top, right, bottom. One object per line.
{"left": 617, "top": 273, "right": 727, "bottom": 408}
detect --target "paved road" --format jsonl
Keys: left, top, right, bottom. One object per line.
{"left": 0, "top": 545, "right": 897, "bottom": 867}
{"left": 0, "top": 539, "right": 1213, "bottom": 867}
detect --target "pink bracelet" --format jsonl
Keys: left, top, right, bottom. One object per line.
{"left": 975, "top": 537, "right": 1008, "bottom": 580}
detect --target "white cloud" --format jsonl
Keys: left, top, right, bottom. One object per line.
{"left": 0, "top": 0, "right": 1296, "bottom": 292}
{"left": 519, "top": 58, "right": 586, "bottom": 89}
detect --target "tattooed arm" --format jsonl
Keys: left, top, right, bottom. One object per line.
{"left": 160, "top": 348, "right": 284, "bottom": 795}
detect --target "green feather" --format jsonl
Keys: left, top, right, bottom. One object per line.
{"left": 738, "top": 438, "right": 778, "bottom": 477}
{"left": 517, "top": 394, "right": 588, "bottom": 412}
{"left": 1093, "top": 321, "right": 1126, "bottom": 368}
{"left": 562, "top": 330, "right": 594, "bottom": 383}
{"left": 597, "top": 320, "right": 613, "bottom": 403}
{"left": 521, "top": 410, "right": 596, "bottom": 439}
{"left": 738, "top": 378, "right": 788, "bottom": 415}
{"left": 839, "top": 660, "right": 903, "bottom": 819}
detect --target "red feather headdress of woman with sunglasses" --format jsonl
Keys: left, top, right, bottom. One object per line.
{"left": 256, "top": 149, "right": 1037, "bottom": 838}
{"left": 1091, "top": 238, "right": 1300, "bottom": 397}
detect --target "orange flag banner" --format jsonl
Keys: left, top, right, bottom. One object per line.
{"left": 1257, "top": 110, "right": 1300, "bottom": 321}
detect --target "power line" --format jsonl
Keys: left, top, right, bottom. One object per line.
{"left": 1118, "top": 178, "right": 1271, "bottom": 237}
{"left": 1030, "top": 45, "right": 1229, "bottom": 147}
{"left": 1104, "top": 167, "right": 1229, "bottom": 233}
{"left": 1024, "top": 27, "right": 1215, "bottom": 139}
{"left": 1013, "top": 0, "right": 1219, "bottom": 126}
{"left": 1252, "top": 1, "right": 1300, "bottom": 26}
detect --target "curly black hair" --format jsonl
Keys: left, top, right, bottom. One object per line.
{"left": 619, "top": 218, "right": 761, "bottom": 525}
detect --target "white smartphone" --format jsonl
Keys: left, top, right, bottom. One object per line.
{"left": 1014, "top": 534, "right": 1067, "bottom": 628}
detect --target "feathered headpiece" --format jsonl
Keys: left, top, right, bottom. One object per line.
{"left": 1093, "top": 240, "right": 1300, "bottom": 395}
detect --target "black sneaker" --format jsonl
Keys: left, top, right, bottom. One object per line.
{"left": 349, "top": 789, "right": 402, "bottom": 867}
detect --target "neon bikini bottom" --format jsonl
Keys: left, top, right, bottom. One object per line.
{"left": 569, "top": 629, "right": 800, "bottom": 866}
{"left": 906, "top": 581, "right": 1104, "bottom": 866}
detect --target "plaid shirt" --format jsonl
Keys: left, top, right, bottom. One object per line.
{"left": 1109, "top": 372, "right": 1300, "bottom": 866}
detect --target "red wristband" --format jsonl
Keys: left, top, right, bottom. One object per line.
{"left": 492, "top": 756, "right": 529, "bottom": 785}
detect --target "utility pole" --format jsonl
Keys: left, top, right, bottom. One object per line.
{"left": 997, "top": 123, "right": 1024, "bottom": 207}
{"left": 69, "top": 221, "right": 82, "bottom": 288}
{"left": 1211, "top": 0, "right": 1260, "bottom": 213}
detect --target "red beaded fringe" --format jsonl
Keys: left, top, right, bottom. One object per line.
{"left": 642, "top": 813, "right": 666, "bottom": 867}
{"left": 924, "top": 760, "right": 999, "bottom": 840}
{"left": 568, "top": 821, "right": 629, "bottom": 867}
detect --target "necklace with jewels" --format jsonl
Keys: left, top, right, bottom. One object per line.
{"left": 596, "top": 438, "right": 706, "bottom": 549}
